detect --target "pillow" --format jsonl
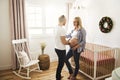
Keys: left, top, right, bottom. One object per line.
{"left": 112, "top": 67, "right": 120, "bottom": 80}
{"left": 19, "top": 50, "right": 30, "bottom": 65}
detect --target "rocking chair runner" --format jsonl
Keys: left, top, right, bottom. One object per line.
{"left": 12, "top": 39, "right": 42, "bottom": 79}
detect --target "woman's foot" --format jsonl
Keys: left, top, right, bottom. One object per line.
{"left": 68, "top": 74, "right": 73, "bottom": 79}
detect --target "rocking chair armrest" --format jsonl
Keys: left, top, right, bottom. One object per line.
{"left": 29, "top": 52, "right": 39, "bottom": 60}
{"left": 18, "top": 56, "right": 25, "bottom": 58}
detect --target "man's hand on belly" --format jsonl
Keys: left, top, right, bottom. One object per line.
{"left": 69, "top": 38, "right": 78, "bottom": 47}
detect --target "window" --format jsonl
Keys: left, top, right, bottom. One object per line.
{"left": 25, "top": 2, "right": 67, "bottom": 36}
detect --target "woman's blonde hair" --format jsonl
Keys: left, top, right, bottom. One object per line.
{"left": 58, "top": 15, "right": 66, "bottom": 23}
{"left": 74, "top": 17, "right": 82, "bottom": 28}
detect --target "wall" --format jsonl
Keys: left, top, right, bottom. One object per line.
{"left": 28, "top": 35, "right": 57, "bottom": 62}
{"left": 0, "top": 0, "right": 12, "bottom": 70}
{"left": 69, "top": 0, "right": 120, "bottom": 67}
{"left": 78, "top": 0, "right": 120, "bottom": 47}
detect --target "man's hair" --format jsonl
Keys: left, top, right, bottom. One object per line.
{"left": 59, "top": 15, "right": 66, "bottom": 23}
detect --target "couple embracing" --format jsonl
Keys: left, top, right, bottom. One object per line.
{"left": 55, "top": 15, "right": 86, "bottom": 80}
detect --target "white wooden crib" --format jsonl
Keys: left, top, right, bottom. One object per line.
{"left": 71, "top": 43, "right": 117, "bottom": 80}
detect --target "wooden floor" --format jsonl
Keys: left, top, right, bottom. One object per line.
{"left": 0, "top": 61, "right": 96, "bottom": 80}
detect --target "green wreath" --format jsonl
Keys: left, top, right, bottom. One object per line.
{"left": 99, "top": 16, "right": 113, "bottom": 33}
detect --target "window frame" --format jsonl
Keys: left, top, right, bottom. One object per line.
{"left": 25, "top": 2, "right": 69, "bottom": 36}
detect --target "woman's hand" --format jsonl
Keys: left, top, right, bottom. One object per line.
{"left": 72, "top": 44, "right": 80, "bottom": 50}
{"left": 72, "top": 46, "right": 77, "bottom": 50}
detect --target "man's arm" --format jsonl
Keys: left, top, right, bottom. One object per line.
{"left": 60, "top": 36, "right": 70, "bottom": 45}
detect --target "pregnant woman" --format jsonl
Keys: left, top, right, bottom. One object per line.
{"left": 65, "top": 17, "right": 86, "bottom": 80}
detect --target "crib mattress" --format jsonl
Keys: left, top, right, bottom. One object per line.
{"left": 80, "top": 49, "right": 115, "bottom": 64}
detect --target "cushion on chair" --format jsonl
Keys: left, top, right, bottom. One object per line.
{"left": 19, "top": 50, "right": 30, "bottom": 65}
{"left": 23, "top": 60, "right": 39, "bottom": 67}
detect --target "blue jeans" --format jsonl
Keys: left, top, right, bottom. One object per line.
{"left": 65, "top": 49, "right": 81, "bottom": 77}
{"left": 55, "top": 48, "right": 66, "bottom": 80}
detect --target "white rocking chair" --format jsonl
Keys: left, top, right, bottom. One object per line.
{"left": 12, "top": 39, "right": 42, "bottom": 79}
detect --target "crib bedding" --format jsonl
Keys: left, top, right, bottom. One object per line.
{"left": 80, "top": 49, "right": 115, "bottom": 64}
{"left": 71, "top": 43, "right": 115, "bottom": 78}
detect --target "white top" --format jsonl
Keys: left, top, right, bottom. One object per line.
{"left": 71, "top": 30, "right": 78, "bottom": 39}
{"left": 55, "top": 26, "right": 66, "bottom": 50}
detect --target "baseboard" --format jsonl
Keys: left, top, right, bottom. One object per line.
{"left": 50, "top": 57, "right": 57, "bottom": 62}
{"left": 0, "top": 65, "right": 12, "bottom": 70}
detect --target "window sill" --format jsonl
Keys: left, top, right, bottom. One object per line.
{"left": 29, "top": 34, "right": 55, "bottom": 39}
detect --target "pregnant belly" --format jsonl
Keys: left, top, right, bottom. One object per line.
{"left": 69, "top": 38, "right": 78, "bottom": 47}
